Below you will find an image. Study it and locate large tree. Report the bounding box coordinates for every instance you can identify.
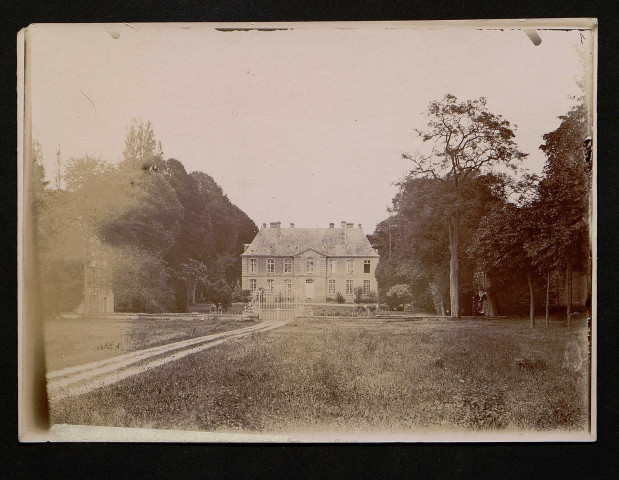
[157,161,257,310]
[471,201,540,327]
[35,118,258,314]
[376,173,508,315]
[402,94,526,317]
[535,101,591,326]
[121,118,164,170]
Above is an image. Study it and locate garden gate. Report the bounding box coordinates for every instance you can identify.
[256,289,298,321]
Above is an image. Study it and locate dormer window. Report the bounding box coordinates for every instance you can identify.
[295,245,300,253]
[347,244,352,252]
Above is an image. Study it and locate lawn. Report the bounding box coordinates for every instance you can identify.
[49,316,591,434]
[44,314,257,371]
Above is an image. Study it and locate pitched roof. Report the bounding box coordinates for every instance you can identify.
[242,227,379,257]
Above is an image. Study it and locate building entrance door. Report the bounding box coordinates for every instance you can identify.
[305,279,314,299]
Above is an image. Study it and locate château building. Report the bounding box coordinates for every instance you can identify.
[241,221,379,303]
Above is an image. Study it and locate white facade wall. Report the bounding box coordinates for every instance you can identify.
[241,254,378,303]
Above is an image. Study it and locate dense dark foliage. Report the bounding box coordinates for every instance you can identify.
[401,95,526,317]
[374,98,592,322]
[33,119,257,314]
[374,173,507,315]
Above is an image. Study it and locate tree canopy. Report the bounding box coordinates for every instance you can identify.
[378,95,591,325]
[375,173,507,315]
[400,94,526,317]
[33,118,258,315]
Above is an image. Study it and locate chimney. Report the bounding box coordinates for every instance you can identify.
[270,222,278,228]
[341,220,346,228]
[329,223,334,228]
[262,223,266,229]
[290,223,295,228]
[243,243,250,252]
[358,224,362,229]
[346,223,354,229]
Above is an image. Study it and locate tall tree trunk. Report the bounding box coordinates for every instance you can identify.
[527,268,535,328]
[448,214,460,318]
[566,264,572,327]
[545,271,550,328]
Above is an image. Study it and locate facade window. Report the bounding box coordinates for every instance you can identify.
[306,257,314,274]
[249,258,257,274]
[364,279,371,294]
[346,259,354,274]
[267,258,274,274]
[328,259,336,274]
[364,259,371,274]
[284,258,292,273]
[250,278,257,293]
[328,279,336,295]
[284,279,292,293]
[267,279,274,293]
[346,280,354,295]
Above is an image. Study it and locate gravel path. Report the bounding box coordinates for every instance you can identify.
[47,320,286,401]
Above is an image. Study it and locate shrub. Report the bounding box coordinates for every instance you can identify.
[386,284,413,310]
[205,279,233,310]
[231,282,251,302]
[231,281,242,302]
[353,287,364,304]
[368,304,377,313]
[335,292,345,304]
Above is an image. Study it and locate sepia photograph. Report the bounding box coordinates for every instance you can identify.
[18,20,596,442]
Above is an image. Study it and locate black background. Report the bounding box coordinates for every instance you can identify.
[1,2,617,478]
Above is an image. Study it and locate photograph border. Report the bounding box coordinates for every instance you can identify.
[3,0,617,477]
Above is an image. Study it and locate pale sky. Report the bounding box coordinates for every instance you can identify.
[27,22,593,233]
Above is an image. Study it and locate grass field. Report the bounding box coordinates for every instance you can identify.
[44,314,257,371]
[49,316,590,434]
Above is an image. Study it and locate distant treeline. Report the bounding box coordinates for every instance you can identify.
[32,119,258,314]
[370,97,591,325]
